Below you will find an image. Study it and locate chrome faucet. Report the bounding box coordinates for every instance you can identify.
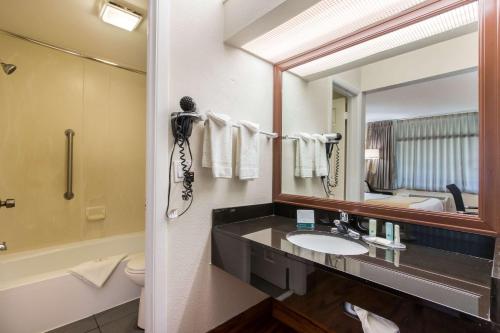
[0,242,6,251]
[333,211,360,240]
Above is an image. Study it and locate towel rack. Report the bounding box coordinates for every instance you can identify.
[282,134,342,143]
[231,123,278,139]
[282,135,300,140]
[175,110,278,139]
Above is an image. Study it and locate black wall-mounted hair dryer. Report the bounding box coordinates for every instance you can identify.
[166,96,203,219]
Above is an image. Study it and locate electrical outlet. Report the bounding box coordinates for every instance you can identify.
[174,160,192,183]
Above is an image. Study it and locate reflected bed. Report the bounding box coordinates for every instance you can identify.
[364,193,444,212]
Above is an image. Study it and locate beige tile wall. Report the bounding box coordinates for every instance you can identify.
[0,34,146,253]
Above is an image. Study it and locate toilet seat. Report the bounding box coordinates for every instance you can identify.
[126,255,145,275]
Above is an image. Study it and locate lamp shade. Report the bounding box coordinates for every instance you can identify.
[365,149,380,160]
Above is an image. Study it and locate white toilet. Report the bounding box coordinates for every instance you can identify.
[125,253,145,329]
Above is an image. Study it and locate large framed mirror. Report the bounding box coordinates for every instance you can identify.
[273,0,500,235]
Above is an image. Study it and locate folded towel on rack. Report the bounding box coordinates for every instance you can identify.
[354,306,399,333]
[69,253,127,288]
[235,120,260,180]
[295,133,314,178]
[312,134,328,177]
[202,111,233,178]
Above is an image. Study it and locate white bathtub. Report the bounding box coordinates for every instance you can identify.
[0,232,144,333]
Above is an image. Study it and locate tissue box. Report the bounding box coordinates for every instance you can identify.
[297,210,315,230]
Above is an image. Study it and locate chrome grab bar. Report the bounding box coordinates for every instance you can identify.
[64,129,75,200]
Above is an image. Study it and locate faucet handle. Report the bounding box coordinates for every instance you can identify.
[339,211,349,223]
[0,242,7,251]
[347,229,360,240]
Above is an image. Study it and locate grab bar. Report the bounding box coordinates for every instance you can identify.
[64,129,75,200]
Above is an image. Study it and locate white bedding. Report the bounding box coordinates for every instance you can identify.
[364,193,444,212]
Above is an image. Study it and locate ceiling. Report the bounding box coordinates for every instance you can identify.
[290,2,478,80]
[0,0,147,72]
[365,70,478,122]
[241,0,427,63]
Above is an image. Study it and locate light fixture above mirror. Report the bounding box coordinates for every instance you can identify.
[242,0,428,63]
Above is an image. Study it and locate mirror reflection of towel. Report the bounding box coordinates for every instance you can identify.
[354,306,399,333]
[312,134,328,177]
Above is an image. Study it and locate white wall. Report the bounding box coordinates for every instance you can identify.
[281,71,331,197]
[360,32,477,92]
[165,1,275,332]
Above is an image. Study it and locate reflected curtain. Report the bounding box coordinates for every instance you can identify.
[365,121,396,189]
[395,112,479,194]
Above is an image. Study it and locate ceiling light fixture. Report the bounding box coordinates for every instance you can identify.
[291,1,478,79]
[243,0,428,63]
[100,2,143,32]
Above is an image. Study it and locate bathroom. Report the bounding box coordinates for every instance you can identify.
[2,0,500,332]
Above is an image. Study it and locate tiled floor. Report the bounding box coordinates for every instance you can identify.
[46,299,143,333]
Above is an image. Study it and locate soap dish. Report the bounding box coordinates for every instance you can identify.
[362,235,407,250]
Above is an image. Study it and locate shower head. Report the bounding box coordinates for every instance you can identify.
[1,63,16,75]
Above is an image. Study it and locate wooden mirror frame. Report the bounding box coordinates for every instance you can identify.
[273,0,500,236]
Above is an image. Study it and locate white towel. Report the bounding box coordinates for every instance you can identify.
[235,120,260,180]
[202,111,233,178]
[354,306,399,333]
[294,133,314,178]
[312,134,328,177]
[69,253,127,288]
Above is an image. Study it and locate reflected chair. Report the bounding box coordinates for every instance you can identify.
[446,184,478,215]
[364,180,393,195]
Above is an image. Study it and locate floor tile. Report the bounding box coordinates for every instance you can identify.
[46,316,98,333]
[99,313,143,333]
[94,299,140,327]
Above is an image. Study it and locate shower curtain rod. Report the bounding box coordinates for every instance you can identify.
[0,29,146,75]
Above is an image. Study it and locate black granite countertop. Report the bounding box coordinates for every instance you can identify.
[214,215,493,320]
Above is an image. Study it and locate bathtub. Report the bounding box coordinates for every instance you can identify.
[0,232,144,333]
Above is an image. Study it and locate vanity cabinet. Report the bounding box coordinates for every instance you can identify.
[212,212,496,333]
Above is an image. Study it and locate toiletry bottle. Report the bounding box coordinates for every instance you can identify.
[369,218,377,237]
[394,224,401,244]
[385,222,394,242]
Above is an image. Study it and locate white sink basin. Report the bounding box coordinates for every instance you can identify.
[286,231,368,255]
